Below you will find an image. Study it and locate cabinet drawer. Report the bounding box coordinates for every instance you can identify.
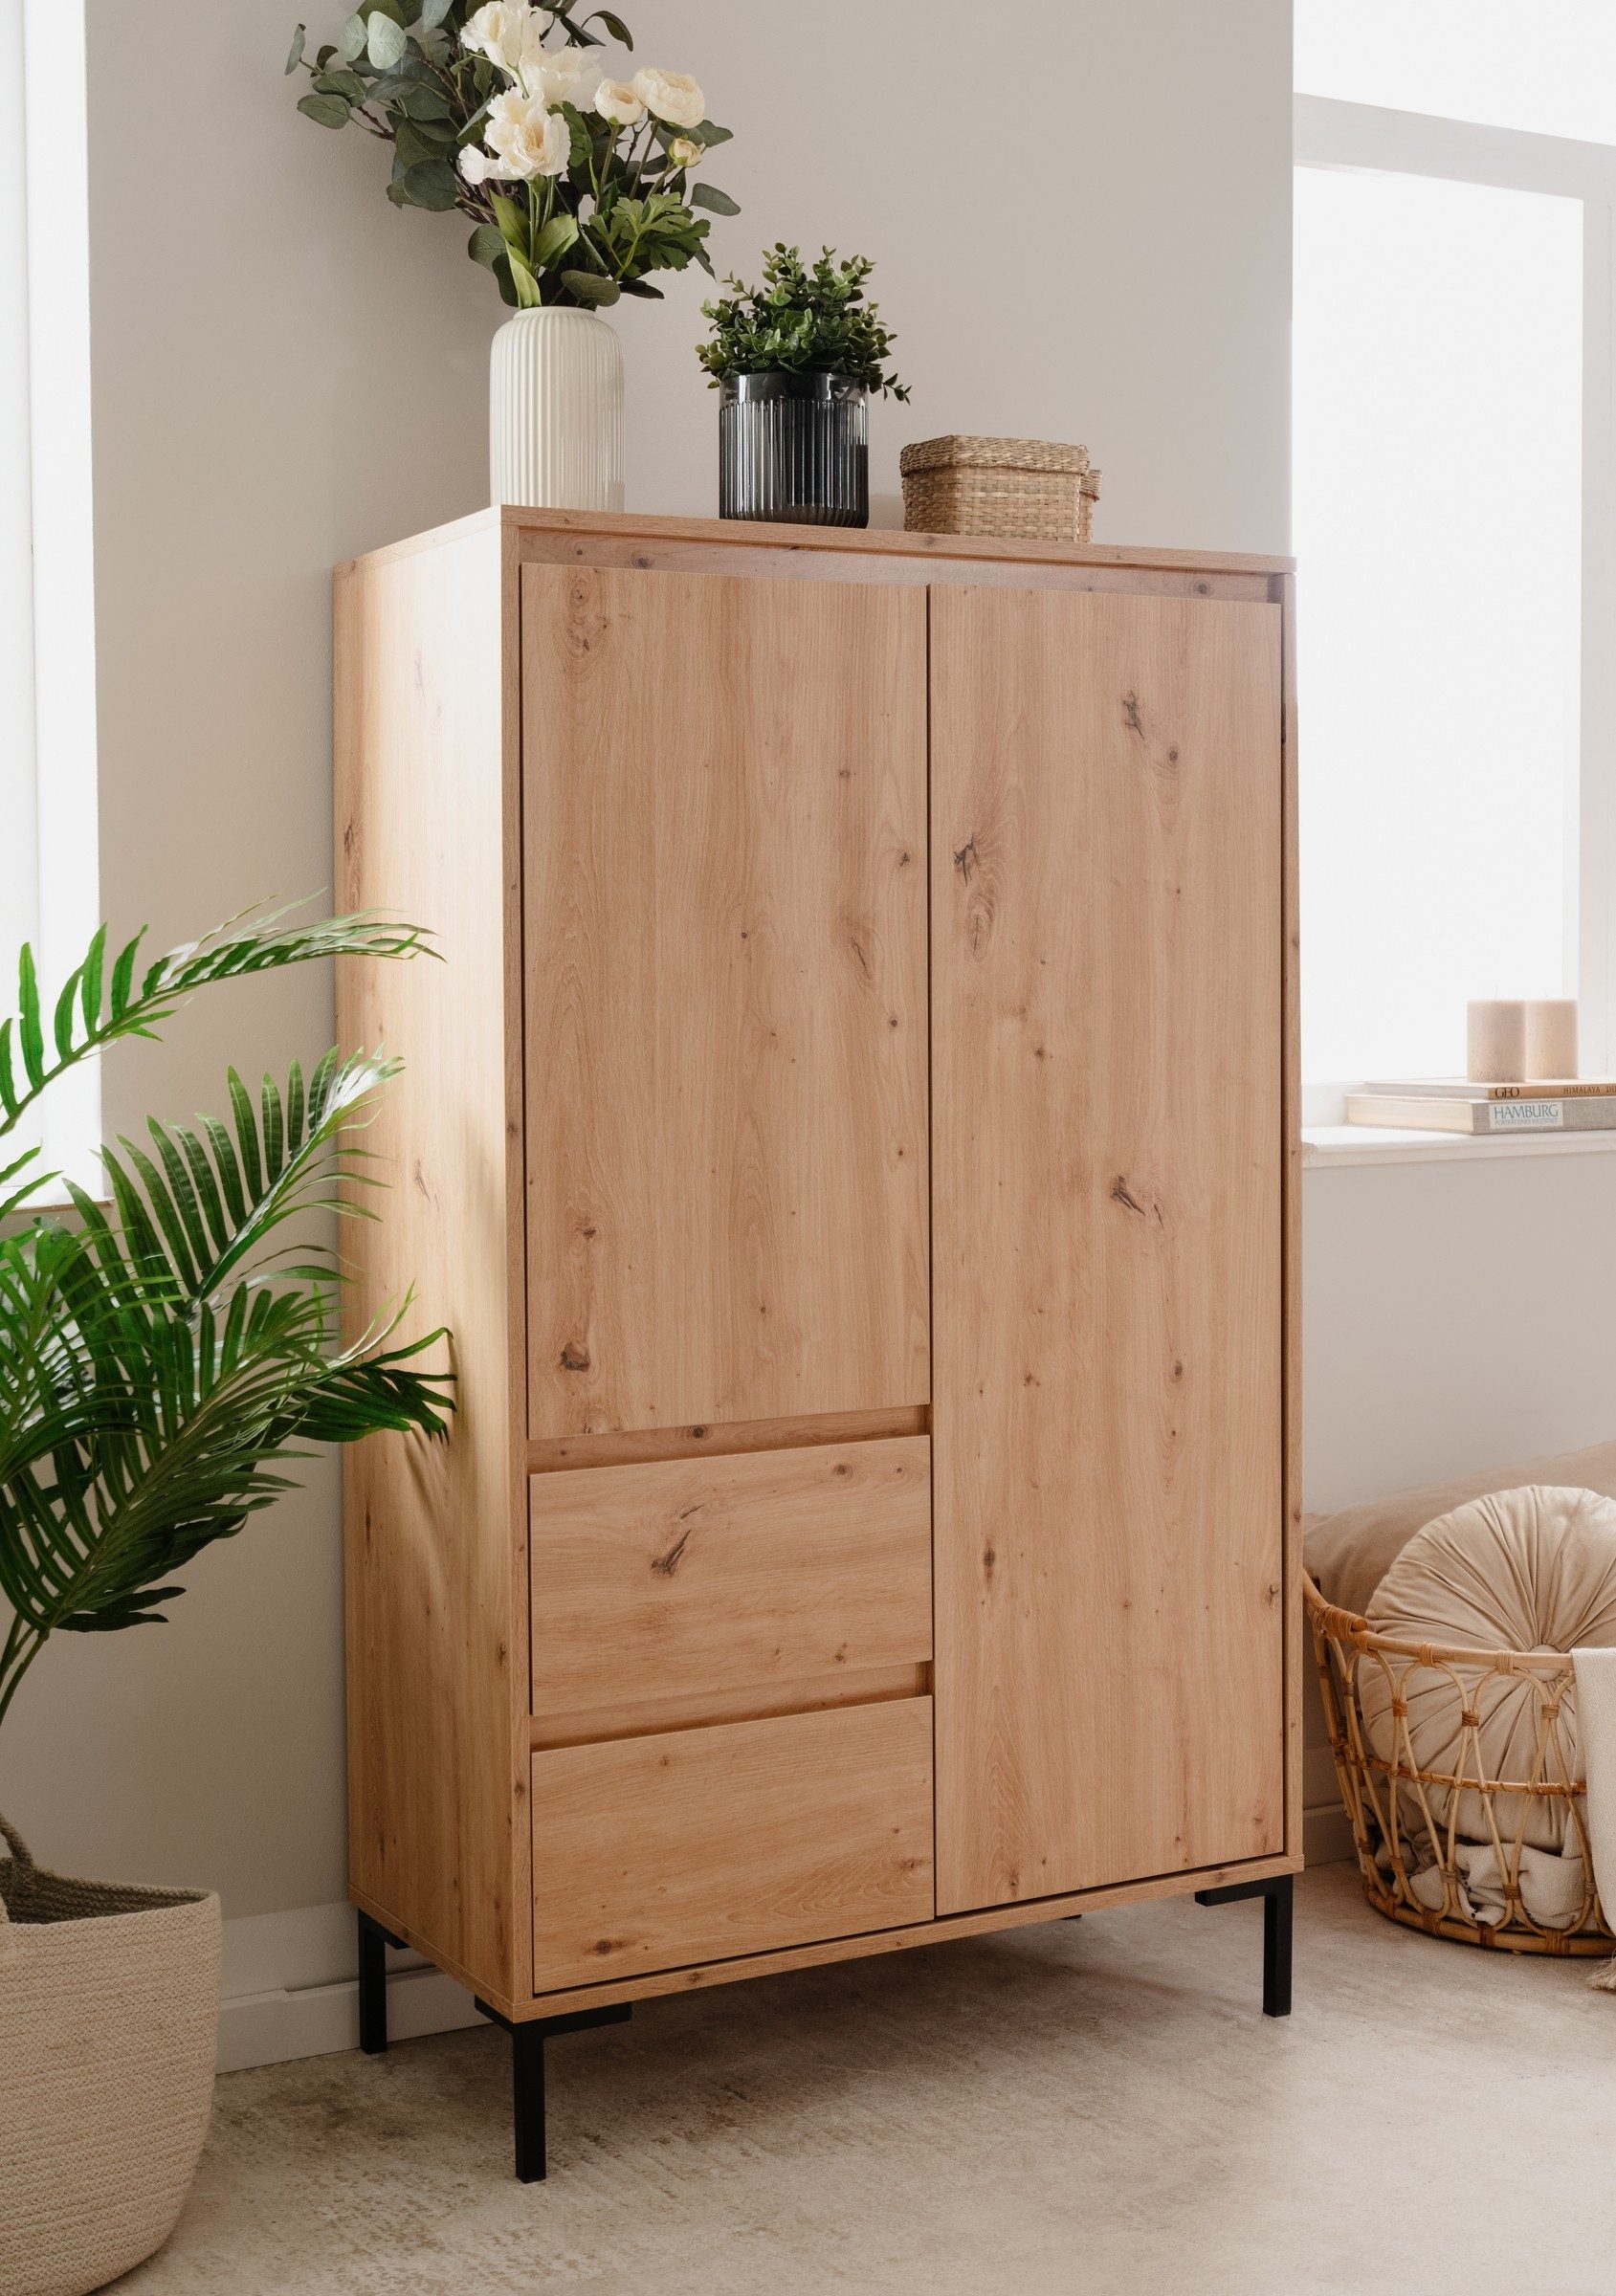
[529,1436,931,1735]
[531,1698,935,1990]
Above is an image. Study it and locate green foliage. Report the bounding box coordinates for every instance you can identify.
[697,247,910,399]
[0,909,452,1732]
[286,2,737,311]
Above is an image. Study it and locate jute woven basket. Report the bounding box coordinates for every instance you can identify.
[0,1814,221,2296]
[1305,1574,1615,1955]
[899,434,1101,543]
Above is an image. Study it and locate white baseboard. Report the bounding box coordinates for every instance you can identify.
[217,1902,482,2075]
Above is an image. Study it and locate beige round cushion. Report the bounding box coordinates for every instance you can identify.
[1361,1485,1616,1850]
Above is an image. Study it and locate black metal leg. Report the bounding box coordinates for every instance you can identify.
[357,1911,389,2056]
[476,1998,631,2182]
[1262,1873,1294,2018]
[1194,1872,1295,2018]
[512,2022,547,2183]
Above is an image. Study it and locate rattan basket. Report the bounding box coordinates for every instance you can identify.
[1305,1573,1615,1954]
[899,434,1100,543]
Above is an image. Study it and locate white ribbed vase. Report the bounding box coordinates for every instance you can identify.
[490,308,624,511]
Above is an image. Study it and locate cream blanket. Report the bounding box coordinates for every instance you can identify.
[1571,1645,1616,1990]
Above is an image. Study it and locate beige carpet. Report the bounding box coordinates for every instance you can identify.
[117,1866,1613,2296]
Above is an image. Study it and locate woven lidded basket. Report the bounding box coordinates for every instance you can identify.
[899,434,1101,543]
[0,1814,221,2296]
[1305,1576,1615,1955]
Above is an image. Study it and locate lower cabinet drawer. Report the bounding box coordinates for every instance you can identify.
[531,1697,935,1991]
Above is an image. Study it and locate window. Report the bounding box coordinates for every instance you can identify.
[1294,9,1616,1111]
[2,0,99,1194]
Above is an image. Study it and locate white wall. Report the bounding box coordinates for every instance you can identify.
[9,0,1304,2062]
[1304,1154,1616,1512]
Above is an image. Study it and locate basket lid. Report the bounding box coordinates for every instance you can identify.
[899,433,1092,477]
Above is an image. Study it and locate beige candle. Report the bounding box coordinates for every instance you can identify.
[1525,998,1578,1081]
[1468,999,1527,1083]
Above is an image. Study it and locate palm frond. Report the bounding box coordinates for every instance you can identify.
[0,909,452,1733]
[0,1278,450,1681]
[72,1049,398,1314]
[0,906,434,1143]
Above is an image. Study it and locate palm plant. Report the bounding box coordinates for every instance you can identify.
[0,908,453,1730]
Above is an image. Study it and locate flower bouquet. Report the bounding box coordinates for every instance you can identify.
[287,1,742,506]
[287,1,740,310]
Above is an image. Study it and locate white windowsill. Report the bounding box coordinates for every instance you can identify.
[1304,1123,1616,1169]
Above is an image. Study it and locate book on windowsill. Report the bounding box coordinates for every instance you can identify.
[1346,1091,1616,1136]
[1361,1075,1616,1101]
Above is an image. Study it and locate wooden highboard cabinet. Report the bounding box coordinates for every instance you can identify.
[334,507,1299,2180]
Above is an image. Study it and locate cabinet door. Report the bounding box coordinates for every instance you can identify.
[522,563,929,1437]
[930,585,1286,1914]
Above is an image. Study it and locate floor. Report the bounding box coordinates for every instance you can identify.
[121,1864,1614,2296]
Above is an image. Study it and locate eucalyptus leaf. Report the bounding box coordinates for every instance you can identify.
[690,182,740,217]
[284,23,306,74]
[386,179,410,205]
[298,90,351,127]
[312,67,366,99]
[397,82,453,119]
[467,223,506,270]
[691,120,733,147]
[561,269,621,306]
[392,117,442,169]
[416,0,454,22]
[338,11,367,60]
[366,11,408,67]
[402,157,460,210]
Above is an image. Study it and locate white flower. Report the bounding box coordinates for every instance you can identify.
[593,76,646,126]
[460,3,535,77]
[631,67,705,128]
[522,41,605,108]
[667,135,703,168]
[463,88,573,182]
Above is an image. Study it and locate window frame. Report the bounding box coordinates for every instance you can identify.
[2,0,100,1201]
[1295,93,1616,1119]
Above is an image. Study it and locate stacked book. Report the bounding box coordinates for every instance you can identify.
[1347,1079,1616,1136]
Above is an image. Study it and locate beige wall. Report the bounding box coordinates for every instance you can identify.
[10,0,1295,1963]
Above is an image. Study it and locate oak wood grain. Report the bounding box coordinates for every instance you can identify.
[530,1700,935,1990]
[530,1663,927,1751]
[334,519,526,2003]
[345,503,1293,583]
[529,1437,931,1726]
[521,562,930,1436]
[527,1404,927,1475]
[517,526,1277,602]
[930,584,1288,1915]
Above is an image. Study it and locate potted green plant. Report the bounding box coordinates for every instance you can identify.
[286,1,741,512]
[0,908,450,2296]
[697,245,910,529]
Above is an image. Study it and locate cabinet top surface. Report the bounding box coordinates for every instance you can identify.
[340,504,1294,583]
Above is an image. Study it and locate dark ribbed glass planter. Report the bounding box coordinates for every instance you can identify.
[719,372,869,527]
